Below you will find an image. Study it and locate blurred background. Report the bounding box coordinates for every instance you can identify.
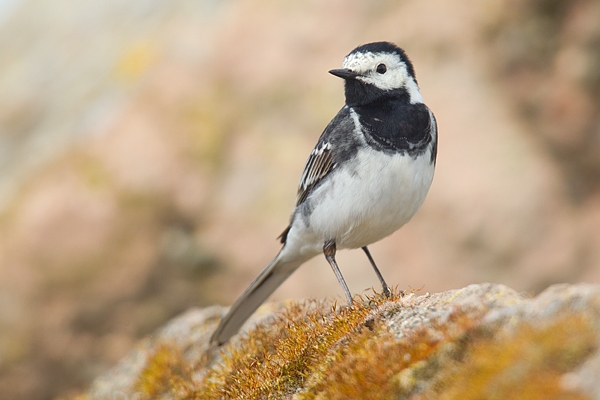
[1,0,600,398]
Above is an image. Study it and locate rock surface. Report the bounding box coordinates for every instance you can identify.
[78,283,600,399]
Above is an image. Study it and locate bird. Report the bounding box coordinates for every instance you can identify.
[210,41,437,346]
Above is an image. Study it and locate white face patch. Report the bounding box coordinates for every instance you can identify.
[342,51,424,104]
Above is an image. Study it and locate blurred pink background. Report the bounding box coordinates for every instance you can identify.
[1,0,599,398]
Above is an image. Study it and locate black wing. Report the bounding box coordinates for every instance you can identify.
[293,106,358,207]
[428,108,438,165]
[278,107,357,243]
[278,141,335,244]
[295,141,335,206]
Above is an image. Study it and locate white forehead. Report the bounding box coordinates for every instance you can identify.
[341,50,423,103]
[342,51,405,74]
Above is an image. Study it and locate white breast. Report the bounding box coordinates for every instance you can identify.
[307,146,435,250]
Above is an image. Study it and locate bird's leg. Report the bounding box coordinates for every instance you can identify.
[323,240,353,304]
[361,246,391,298]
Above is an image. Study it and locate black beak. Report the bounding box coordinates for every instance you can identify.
[328,68,359,80]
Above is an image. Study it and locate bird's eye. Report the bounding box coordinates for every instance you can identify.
[376,64,387,74]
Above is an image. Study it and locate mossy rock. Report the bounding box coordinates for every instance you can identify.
[74,283,600,399]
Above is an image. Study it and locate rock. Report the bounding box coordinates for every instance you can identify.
[78,283,600,399]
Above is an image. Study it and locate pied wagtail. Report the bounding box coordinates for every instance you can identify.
[211,42,437,346]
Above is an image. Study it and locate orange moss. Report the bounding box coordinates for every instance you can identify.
[421,313,596,400]
[131,292,597,400]
[196,290,404,399]
[136,342,195,399]
[298,307,481,399]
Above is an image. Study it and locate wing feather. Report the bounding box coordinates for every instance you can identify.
[279,107,352,244]
[296,142,334,206]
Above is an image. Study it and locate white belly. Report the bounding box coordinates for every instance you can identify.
[282,146,434,261]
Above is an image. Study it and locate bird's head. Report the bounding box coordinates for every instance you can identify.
[329,42,423,107]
